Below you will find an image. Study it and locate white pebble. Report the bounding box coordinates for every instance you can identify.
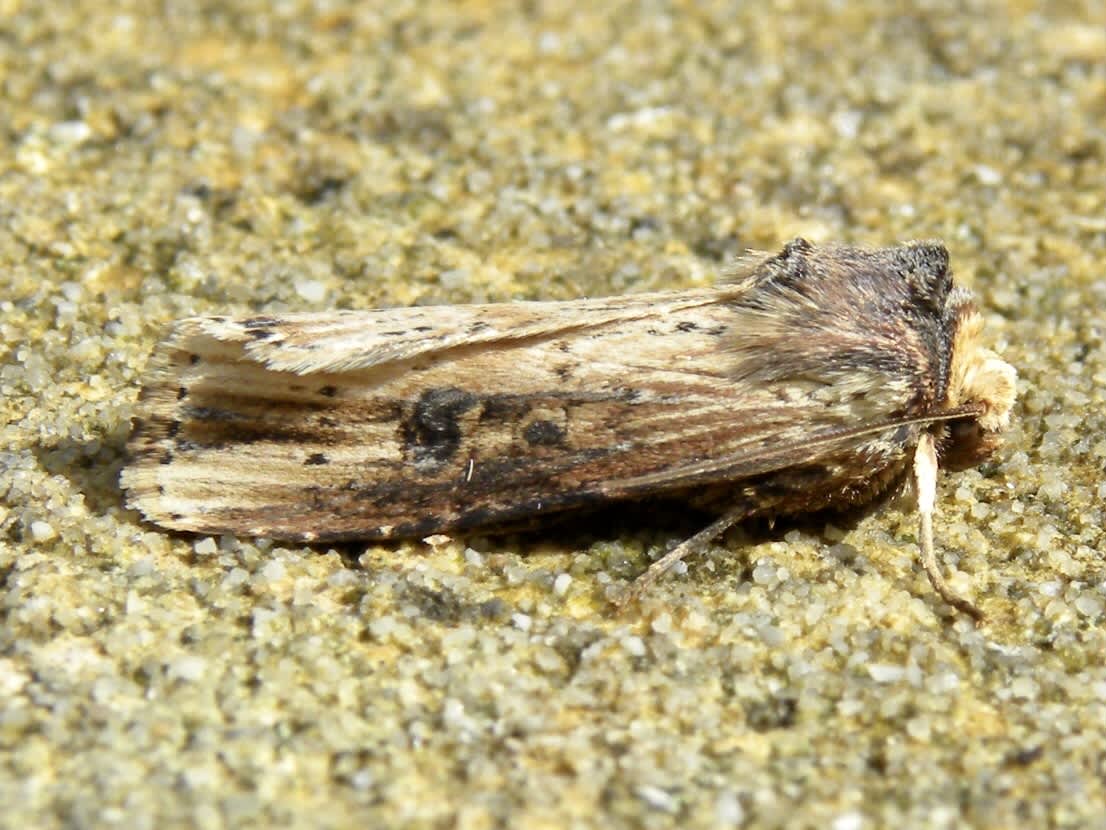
[974,164,1003,186]
[442,698,467,728]
[168,655,207,682]
[553,573,572,597]
[368,615,398,639]
[905,716,932,742]
[636,785,677,813]
[30,521,57,543]
[831,109,862,139]
[752,561,776,585]
[714,790,745,826]
[50,120,93,144]
[867,663,906,683]
[1009,676,1038,700]
[294,279,328,303]
[193,537,218,556]
[1074,594,1103,618]
[463,547,484,566]
[832,812,864,830]
[438,269,470,290]
[261,560,286,582]
[650,613,673,634]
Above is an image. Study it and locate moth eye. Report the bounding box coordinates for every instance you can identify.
[948,418,982,445]
[940,418,996,471]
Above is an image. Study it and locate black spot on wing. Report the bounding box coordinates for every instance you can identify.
[402,387,479,465]
[305,452,329,465]
[523,419,565,446]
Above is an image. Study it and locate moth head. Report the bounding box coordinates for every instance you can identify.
[939,292,1017,471]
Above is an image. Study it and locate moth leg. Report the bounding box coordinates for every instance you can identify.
[915,433,984,621]
[615,504,751,607]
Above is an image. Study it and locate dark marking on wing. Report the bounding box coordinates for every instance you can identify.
[391,516,445,539]
[182,417,343,447]
[523,419,565,446]
[177,386,189,400]
[243,317,280,329]
[241,317,279,340]
[402,386,479,465]
[183,405,239,422]
[305,452,329,465]
[168,395,348,447]
[318,385,338,397]
[479,395,531,422]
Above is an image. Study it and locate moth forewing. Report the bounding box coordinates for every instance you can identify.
[196,288,744,374]
[122,239,1016,617]
[123,290,850,539]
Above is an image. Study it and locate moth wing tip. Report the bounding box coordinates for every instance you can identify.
[118,461,202,535]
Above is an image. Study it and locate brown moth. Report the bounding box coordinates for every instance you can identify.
[121,239,1016,617]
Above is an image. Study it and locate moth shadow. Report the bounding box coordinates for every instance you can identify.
[431,497,893,588]
[30,418,132,518]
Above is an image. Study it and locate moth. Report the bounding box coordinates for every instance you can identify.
[122,239,1017,617]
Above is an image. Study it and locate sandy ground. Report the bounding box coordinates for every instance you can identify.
[2,2,1105,828]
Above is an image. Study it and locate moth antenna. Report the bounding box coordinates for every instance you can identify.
[915,433,984,620]
[615,505,750,608]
